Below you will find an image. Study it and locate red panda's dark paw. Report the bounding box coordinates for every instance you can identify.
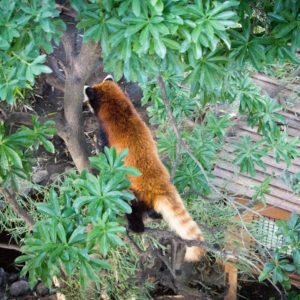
[148,210,162,220]
[127,217,145,233]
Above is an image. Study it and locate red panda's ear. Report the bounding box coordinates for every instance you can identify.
[83,86,101,114]
[103,74,114,82]
[84,86,96,101]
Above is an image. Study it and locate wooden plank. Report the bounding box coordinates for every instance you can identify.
[255,204,291,220]
[221,144,300,170]
[214,167,299,205]
[214,176,300,213]
[285,105,300,115]
[234,199,292,220]
[219,149,300,174]
[237,129,300,153]
[213,173,300,213]
[213,176,255,201]
[217,160,292,192]
[286,119,300,130]
[224,263,237,300]
[280,111,300,122]
[240,125,300,140]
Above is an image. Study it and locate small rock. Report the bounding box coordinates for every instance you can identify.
[32,170,49,183]
[36,282,49,297]
[9,280,29,296]
[0,268,6,286]
[7,273,18,284]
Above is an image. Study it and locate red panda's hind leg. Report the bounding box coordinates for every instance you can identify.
[126,200,149,233]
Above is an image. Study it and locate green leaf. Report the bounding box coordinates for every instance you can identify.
[209,1,239,17]
[282,264,296,272]
[191,26,202,43]
[57,223,67,244]
[162,38,180,50]
[41,138,55,153]
[31,65,52,75]
[154,37,166,58]
[68,226,86,244]
[107,233,124,246]
[113,148,128,167]
[15,255,32,264]
[4,146,23,168]
[288,212,299,228]
[119,166,142,176]
[0,37,10,50]
[84,24,102,42]
[132,0,141,17]
[99,234,108,256]
[275,23,296,38]
[90,258,111,270]
[114,199,132,214]
[73,196,96,210]
[36,203,56,217]
[259,262,275,281]
[125,23,145,37]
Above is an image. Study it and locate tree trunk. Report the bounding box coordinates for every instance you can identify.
[61,41,101,172]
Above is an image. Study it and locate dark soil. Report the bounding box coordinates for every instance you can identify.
[238,279,281,300]
[0,233,19,274]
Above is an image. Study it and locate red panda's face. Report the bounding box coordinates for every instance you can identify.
[83,75,118,113]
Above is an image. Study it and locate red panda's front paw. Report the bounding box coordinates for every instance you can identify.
[127,215,145,233]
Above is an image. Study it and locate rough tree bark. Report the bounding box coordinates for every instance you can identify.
[60,37,101,172]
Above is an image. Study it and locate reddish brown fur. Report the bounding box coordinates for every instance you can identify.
[91,80,205,261]
[93,81,172,208]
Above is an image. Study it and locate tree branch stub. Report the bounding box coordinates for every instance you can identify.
[1,189,34,230]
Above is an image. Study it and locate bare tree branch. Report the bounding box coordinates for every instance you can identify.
[62,30,76,69]
[56,4,77,18]
[44,74,64,91]
[48,56,65,81]
[0,243,21,252]
[75,41,101,77]
[1,189,34,230]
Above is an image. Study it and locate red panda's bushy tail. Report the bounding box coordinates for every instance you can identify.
[153,191,205,262]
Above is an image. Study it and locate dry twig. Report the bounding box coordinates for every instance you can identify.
[1,189,34,230]
[0,243,21,252]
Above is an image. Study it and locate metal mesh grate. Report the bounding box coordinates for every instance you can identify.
[251,216,283,252]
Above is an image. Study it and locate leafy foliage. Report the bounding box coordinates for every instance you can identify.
[73,0,300,98]
[252,176,272,206]
[16,148,140,288]
[230,77,300,176]
[259,212,300,292]
[0,117,56,191]
[281,171,300,195]
[234,136,267,176]
[0,0,65,103]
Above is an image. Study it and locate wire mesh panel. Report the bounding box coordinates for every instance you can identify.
[251,216,284,253]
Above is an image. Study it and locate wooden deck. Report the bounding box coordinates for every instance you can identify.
[212,103,300,213]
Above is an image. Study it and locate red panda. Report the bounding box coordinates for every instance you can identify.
[84,76,205,261]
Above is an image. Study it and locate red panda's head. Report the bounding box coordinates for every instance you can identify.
[83,75,126,114]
